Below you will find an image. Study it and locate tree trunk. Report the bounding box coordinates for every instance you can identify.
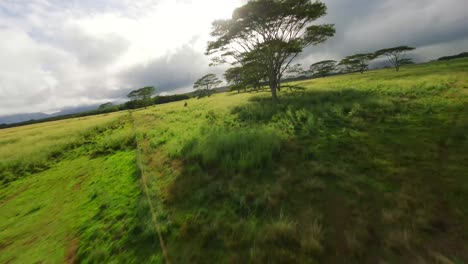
[268,69,280,100]
[270,81,278,101]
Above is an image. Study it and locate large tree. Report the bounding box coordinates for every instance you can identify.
[375,46,415,71]
[309,60,336,77]
[339,53,376,74]
[127,86,156,108]
[193,74,223,98]
[206,0,335,100]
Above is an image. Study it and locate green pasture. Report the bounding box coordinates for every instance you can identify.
[1,58,467,263]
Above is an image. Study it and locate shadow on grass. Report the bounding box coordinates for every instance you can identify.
[163,89,388,262]
[76,165,163,263]
[233,88,378,125]
[164,88,468,262]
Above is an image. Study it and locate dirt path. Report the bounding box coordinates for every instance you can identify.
[130,112,171,264]
[65,238,79,264]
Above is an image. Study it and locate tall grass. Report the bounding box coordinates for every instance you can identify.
[1,58,468,263]
[182,126,281,174]
[0,113,129,184]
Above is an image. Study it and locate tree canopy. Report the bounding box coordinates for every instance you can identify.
[224,67,245,93]
[127,86,156,108]
[309,60,336,77]
[193,74,222,98]
[225,59,267,93]
[339,53,376,74]
[127,86,156,101]
[284,64,305,79]
[375,46,415,71]
[98,102,114,109]
[207,0,335,99]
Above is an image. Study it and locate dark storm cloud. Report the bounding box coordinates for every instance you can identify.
[120,45,225,94]
[298,0,468,64]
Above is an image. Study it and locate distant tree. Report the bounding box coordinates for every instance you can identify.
[224,67,244,93]
[153,94,191,105]
[375,46,415,71]
[127,86,156,108]
[241,56,268,92]
[338,58,358,74]
[437,52,468,61]
[224,59,267,94]
[206,0,335,100]
[193,74,222,98]
[309,60,337,77]
[98,102,114,109]
[339,53,376,74]
[285,64,305,79]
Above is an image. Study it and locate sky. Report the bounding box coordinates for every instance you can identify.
[0,0,467,116]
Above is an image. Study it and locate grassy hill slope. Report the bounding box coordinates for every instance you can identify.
[1,58,467,263]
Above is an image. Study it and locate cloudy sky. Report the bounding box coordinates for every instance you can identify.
[0,0,467,116]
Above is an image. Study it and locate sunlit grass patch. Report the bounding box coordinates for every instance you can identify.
[0,112,126,184]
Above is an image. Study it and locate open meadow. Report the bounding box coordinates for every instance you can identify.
[1,58,468,263]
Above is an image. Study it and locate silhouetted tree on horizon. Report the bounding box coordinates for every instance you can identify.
[309,60,337,77]
[127,86,156,108]
[193,74,222,98]
[339,53,376,74]
[375,46,415,71]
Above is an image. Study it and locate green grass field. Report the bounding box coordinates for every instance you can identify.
[1,58,468,263]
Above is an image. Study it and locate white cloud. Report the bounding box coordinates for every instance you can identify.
[0,0,467,116]
[0,0,242,115]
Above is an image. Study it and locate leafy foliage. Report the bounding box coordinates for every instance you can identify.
[127,86,156,107]
[127,86,156,101]
[98,102,115,109]
[193,74,222,98]
[309,60,337,77]
[284,63,306,79]
[207,0,335,99]
[339,53,376,73]
[224,60,267,93]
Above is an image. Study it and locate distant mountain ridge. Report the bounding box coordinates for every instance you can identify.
[0,105,100,125]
